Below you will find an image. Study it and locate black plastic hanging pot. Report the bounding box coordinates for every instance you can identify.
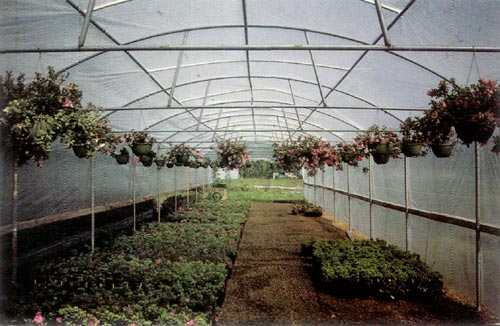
[132,143,152,156]
[372,153,390,164]
[402,143,423,157]
[431,143,454,158]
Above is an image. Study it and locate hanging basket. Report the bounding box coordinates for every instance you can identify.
[131,143,152,156]
[402,143,423,157]
[454,123,495,145]
[431,144,454,158]
[72,144,91,158]
[372,143,389,155]
[166,163,174,168]
[372,153,390,164]
[175,154,190,166]
[115,154,130,165]
[140,155,153,166]
[155,159,166,167]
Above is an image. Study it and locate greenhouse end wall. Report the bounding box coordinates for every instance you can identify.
[303,142,500,316]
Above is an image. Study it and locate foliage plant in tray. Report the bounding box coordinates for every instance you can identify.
[308,239,443,301]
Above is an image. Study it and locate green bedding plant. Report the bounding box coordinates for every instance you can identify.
[7,199,250,325]
[111,222,240,264]
[307,239,443,301]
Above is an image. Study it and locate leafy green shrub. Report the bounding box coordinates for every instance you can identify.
[309,239,443,301]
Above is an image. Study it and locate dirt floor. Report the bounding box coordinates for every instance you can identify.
[216,202,499,326]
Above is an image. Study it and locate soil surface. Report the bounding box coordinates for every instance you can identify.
[216,202,498,326]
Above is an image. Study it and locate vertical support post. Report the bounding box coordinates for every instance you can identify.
[132,157,137,232]
[313,173,317,204]
[11,159,19,285]
[174,166,178,212]
[404,156,409,251]
[157,167,161,223]
[91,157,95,252]
[347,164,352,231]
[475,142,482,312]
[195,168,198,203]
[186,167,190,206]
[369,158,374,240]
[332,166,336,223]
[321,170,325,209]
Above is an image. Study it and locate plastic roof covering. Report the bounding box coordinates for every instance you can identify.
[2,0,500,158]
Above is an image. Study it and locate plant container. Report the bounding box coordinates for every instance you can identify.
[115,154,130,165]
[372,153,390,164]
[72,144,91,158]
[132,143,152,156]
[431,144,454,158]
[454,123,495,145]
[402,143,423,157]
[140,155,153,166]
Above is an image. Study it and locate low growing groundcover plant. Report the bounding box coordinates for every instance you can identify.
[304,239,444,301]
[5,199,250,326]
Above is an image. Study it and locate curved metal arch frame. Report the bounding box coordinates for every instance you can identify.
[143,97,362,138]
[157,113,345,144]
[54,0,455,143]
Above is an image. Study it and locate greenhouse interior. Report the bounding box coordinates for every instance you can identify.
[1,1,499,325]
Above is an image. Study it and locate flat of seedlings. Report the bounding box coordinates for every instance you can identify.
[216,202,498,326]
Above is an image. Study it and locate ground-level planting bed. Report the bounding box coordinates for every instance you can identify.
[218,202,498,325]
[4,199,249,326]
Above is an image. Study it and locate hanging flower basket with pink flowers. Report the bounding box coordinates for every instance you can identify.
[427,78,500,146]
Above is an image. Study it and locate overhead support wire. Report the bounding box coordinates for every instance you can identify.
[78,0,96,47]
[374,0,392,47]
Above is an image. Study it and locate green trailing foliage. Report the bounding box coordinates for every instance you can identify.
[305,239,444,301]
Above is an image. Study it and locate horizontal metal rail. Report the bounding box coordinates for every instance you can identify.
[304,181,500,237]
[102,105,427,112]
[3,45,500,54]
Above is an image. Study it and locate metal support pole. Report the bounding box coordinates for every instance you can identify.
[404,156,409,251]
[186,167,190,206]
[313,174,317,204]
[475,142,482,312]
[78,0,96,47]
[157,167,161,222]
[322,170,325,209]
[195,168,198,203]
[347,164,352,231]
[174,166,178,212]
[133,157,137,232]
[369,158,374,240]
[374,0,392,47]
[11,160,19,285]
[91,157,95,252]
[332,166,336,222]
